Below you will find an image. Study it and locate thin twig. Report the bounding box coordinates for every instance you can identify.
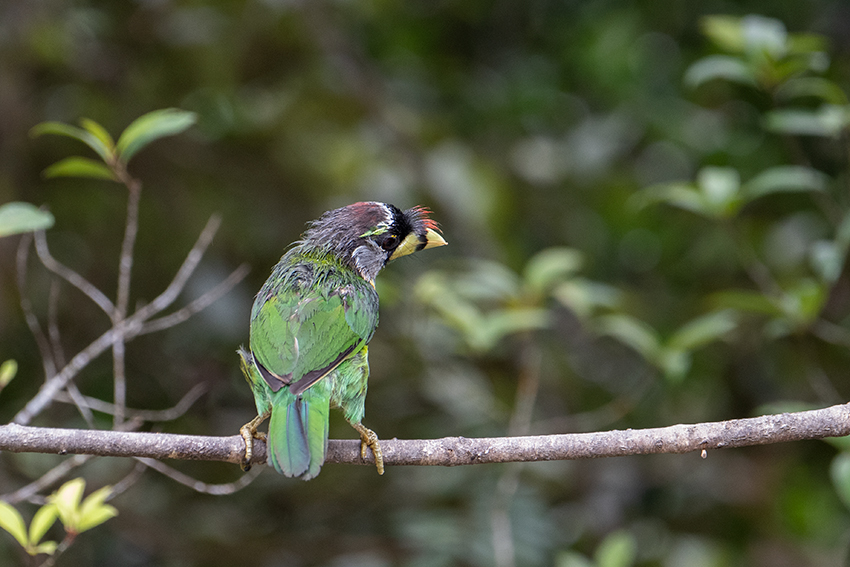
[52,382,209,422]
[33,231,114,316]
[16,234,57,381]
[2,455,92,505]
[131,214,222,322]
[13,214,229,426]
[135,458,262,495]
[138,263,250,335]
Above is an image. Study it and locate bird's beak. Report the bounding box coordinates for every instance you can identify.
[389,228,447,261]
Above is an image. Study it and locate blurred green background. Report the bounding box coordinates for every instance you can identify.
[3,0,850,565]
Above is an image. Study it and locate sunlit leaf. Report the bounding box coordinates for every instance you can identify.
[0,501,28,548]
[28,504,57,548]
[684,55,757,88]
[77,504,117,533]
[49,478,85,531]
[667,309,738,351]
[30,121,112,163]
[33,541,58,556]
[471,308,549,351]
[0,359,17,388]
[594,529,638,567]
[0,202,54,238]
[77,485,117,533]
[43,157,116,181]
[523,247,584,295]
[116,108,197,161]
[742,165,828,201]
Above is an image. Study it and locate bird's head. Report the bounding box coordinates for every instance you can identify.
[303,201,447,282]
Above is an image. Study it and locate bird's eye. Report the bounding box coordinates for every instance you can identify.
[380,234,399,251]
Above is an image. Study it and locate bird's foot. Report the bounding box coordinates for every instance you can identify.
[239,412,270,472]
[352,423,384,475]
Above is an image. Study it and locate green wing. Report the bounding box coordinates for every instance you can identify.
[249,260,379,392]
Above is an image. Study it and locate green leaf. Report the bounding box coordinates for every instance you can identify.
[830,453,850,511]
[0,501,29,548]
[30,121,112,163]
[658,348,691,383]
[667,309,738,351]
[765,106,850,137]
[594,314,661,361]
[116,108,197,162]
[810,240,844,284]
[710,290,783,316]
[28,504,57,547]
[555,551,594,567]
[700,15,747,53]
[80,118,116,156]
[43,157,116,181]
[594,529,638,567]
[779,278,826,326]
[632,183,706,216]
[742,165,828,201]
[523,247,584,295]
[684,55,757,89]
[739,15,787,58]
[77,485,117,533]
[775,77,848,105]
[553,278,622,320]
[0,202,55,238]
[697,166,741,216]
[471,308,549,351]
[0,360,17,388]
[76,504,118,533]
[33,541,58,556]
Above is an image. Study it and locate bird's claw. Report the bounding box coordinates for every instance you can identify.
[239,412,270,472]
[353,423,384,475]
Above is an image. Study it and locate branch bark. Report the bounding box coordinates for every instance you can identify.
[1,403,848,470]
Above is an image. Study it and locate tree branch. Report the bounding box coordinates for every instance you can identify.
[1,403,848,471]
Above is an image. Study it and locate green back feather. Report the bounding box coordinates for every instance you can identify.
[249,249,379,478]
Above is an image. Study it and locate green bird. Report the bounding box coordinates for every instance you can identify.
[239,202,447,479]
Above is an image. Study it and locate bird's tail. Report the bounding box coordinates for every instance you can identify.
[267,382,331,480]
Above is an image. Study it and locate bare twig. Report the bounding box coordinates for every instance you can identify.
[135,458,262,495]
[13,214,231,426]
[1,403,848,469]
[33,231,114,316]
[138,263,250,335]
[132,214,222,322]
[2,454,92,505]
[16,234,57,381]
[52,382,209,422]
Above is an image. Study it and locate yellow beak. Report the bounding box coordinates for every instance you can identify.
[389,228,447,261]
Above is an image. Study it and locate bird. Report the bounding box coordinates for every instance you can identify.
[238,202,447,479]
